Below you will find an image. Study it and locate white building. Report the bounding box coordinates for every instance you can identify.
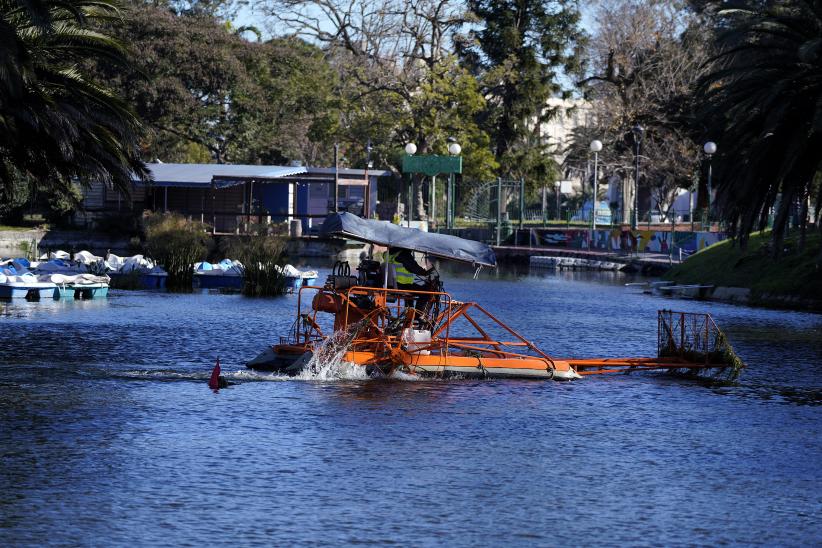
[539,97,597,200]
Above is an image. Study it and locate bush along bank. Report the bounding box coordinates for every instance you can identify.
[663,230,822,311]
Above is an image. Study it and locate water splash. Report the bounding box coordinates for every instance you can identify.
[296,325,370,381]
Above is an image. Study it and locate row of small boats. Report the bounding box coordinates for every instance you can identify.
[0,263,109,300]
[1,250,318,298]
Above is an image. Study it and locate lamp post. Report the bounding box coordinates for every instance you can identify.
[404,143,417,227]
[554,180,561,221]
[590,140,602,248]
[364,139,372,218]
[703,141,716,223]
[447,139,461,229]
[631,124,643,230]
[333,143,340,213]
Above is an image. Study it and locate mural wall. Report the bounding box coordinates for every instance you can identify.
[519,228,727,254]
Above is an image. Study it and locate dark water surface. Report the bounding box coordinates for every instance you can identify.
[1,268,820,546]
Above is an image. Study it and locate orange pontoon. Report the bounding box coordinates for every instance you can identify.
[246,214,743,381]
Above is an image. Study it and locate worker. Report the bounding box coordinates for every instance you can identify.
[383,248,431,290]
[382,248,437,320]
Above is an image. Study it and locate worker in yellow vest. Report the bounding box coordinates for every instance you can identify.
[382,248,436,319]
[383,248,432,290]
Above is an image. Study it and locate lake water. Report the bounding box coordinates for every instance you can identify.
[1,267,820,546]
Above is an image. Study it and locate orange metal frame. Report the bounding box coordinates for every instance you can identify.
[288,286,733,378]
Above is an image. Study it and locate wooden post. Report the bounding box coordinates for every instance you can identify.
[211,183,216,234]
[333,143,339,213]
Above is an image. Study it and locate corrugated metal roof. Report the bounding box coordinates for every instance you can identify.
[136,163,308,188]
[306,166,393,177]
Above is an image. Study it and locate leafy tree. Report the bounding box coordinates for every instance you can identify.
[0,0,147,207]
[262,0,497,219]
[97,3,337,165]
[694,0,822,259]
[569,0,709,222]
[459,0,585,192]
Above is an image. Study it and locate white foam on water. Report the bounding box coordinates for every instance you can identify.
[296,359,371,381]
[222,369,289,382]
[118,369,209,381]
[295,326,371,381]
[390,369,424,381]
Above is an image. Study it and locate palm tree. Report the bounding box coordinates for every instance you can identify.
[0,0,147,207]
[695,0,822,256]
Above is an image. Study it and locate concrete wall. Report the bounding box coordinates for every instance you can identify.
[0,229,132,258]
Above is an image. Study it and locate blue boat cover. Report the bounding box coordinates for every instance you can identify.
[320,212,496,267]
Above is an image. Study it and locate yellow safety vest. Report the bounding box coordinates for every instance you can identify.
[383,251,415,285]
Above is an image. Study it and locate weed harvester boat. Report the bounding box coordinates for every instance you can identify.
[247,213,743,381]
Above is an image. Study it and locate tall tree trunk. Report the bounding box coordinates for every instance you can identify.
[771,189,795,260]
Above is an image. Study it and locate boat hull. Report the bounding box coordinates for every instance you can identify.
[195,274,243,289]
[246,345,313,374]
[343,350,580,380]
[54,285,76,299]
[0,283,57,300]
[246,344,580,380]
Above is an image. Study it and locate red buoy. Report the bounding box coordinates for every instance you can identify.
[208,358,222,390]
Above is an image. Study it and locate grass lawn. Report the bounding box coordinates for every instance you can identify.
[664,230,822,300]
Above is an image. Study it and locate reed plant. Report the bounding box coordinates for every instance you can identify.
[144,213,212,291]
[225,225,287,297]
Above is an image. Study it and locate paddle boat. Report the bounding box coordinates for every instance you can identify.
[194,259,244,289]
[45,273,110,299]
[279,264,319,292]
[106,254,168,289]
[0,271,57,299]
[247,213,743,381]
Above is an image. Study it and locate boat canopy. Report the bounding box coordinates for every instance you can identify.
[321,212,496,267]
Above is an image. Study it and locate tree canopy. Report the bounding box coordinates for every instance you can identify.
[569,0,710,220]
[0,0,147,205]
[459,0,585,195]
[694,0,822,256]
[96,2,338,165]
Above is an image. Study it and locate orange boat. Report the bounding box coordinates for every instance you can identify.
[247,213,743,381]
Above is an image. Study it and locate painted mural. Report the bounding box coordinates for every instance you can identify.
[519,228,727,254]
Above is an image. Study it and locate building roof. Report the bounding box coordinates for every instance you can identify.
[135,163,393,188]
[305,167,393,178]
[137,163,308,188]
